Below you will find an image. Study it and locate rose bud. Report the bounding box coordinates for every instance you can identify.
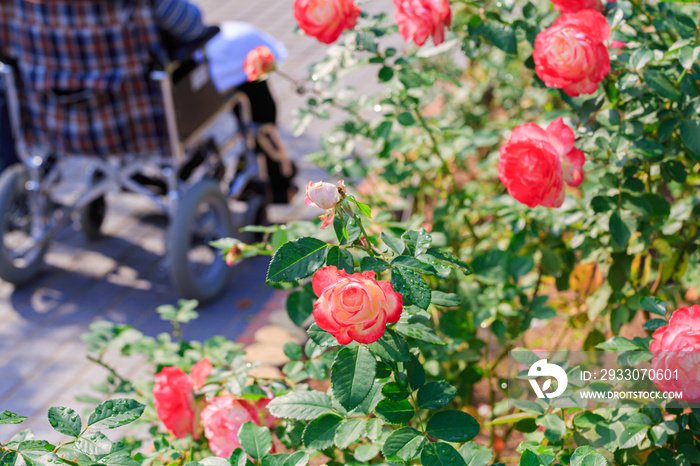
[243,46,276,82]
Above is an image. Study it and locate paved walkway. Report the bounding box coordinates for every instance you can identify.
[0,0,370,442]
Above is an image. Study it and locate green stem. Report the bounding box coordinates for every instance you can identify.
[353,214,377,257]
[413,109,459,195]
[86,355,142,397]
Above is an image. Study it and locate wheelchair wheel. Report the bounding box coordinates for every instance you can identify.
[168,179,234,302]
[0,164,49,285]
[78,171,106,240]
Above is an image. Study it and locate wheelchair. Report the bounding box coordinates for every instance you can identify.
[0,26,269,302]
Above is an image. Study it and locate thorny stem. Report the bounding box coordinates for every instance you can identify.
[87,355,143,397]
[353,214,378,257]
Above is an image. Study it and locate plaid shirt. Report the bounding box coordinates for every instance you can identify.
[0,0,170,156]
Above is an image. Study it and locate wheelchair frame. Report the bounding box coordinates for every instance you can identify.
[0,35,266,301]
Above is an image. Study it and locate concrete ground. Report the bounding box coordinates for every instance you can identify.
[0,0,378,442]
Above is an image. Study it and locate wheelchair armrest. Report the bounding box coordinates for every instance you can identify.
[163,26,220,64]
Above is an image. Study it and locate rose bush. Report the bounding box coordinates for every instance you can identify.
[5,0,699,465]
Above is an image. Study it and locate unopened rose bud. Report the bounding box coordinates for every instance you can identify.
[225,244,244,266]
[305,181,342,210]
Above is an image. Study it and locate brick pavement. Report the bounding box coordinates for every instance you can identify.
[0,0,383,442]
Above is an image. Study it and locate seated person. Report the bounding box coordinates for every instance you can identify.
[154,0,296,204]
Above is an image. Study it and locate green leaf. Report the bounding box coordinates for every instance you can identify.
[260,454,289,466]
[596,336,640,351]
[267,391,336,420]
[381,232,405,255]
[326,246,354,274]
[282,452,309,466]
[401,229,432,256]
[630,48,654,70]
[609,211,631,248]
[283,342,302,361]
[392,267,431,310]
[302,414,343,450]
[365,418,383,441]
[20,452,67,466]
[398,112,416,126]
[421,443,467,466]
[331,345,377,412]
[417,381,457,410]
[87,399,145,429]
[0,411,26,425]
[391,256,437,275]
[307,324,338,347]
[459,442,494,466]
[228,449,250,466]
[382,427,426,462]
[570,446,608,466]
[537,414,566,443]
[47,407,81,437]
[394,323,446,345]
[347,196,371,218]
[76,431,112,456]
[425,248,473,274]
[643,70,682,102]
[641,296,667,316]
[618,425,648,450]
[354,445,380,462]
[266,237,329,283]
[334,419,367,450]
[519,450,540,466]
[238,422,272,460]
[368,328,411,362]
[426,411,480,442]
[360,256,391,273]
[375,399,414,424]
[378,66,394,83]
[15,442,54,453]
[484,21,517,54]
[431,291,461,307]
[680,120,700,159]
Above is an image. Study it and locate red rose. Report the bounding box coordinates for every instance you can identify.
[393,0,452,47]
[650,305,700,403]
[243,46,275,82]
[533,10,611,96]
[498,117,585,208]
[153,367,197,439]
[293,0,360,44]
[190,358,213,389]
[312,266,403,345]
[551,0,603,13]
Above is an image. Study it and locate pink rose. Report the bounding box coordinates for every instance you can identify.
[201,396,261,458]
[153,367,197,439]
[609,40,627,49]
[294,0,361,44]
[312,266,403,345]
[244,46,275,82]
[305,180,344,229]
[153,359,213,439]
[393,0,452,47]
[533,10,611,96]
[498,117,585,208]
[551,0,603,13]
[650,305,700,403]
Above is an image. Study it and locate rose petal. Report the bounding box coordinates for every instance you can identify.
[312,266,345,296]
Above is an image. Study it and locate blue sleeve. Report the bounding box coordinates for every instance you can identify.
[153,0,207,42]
